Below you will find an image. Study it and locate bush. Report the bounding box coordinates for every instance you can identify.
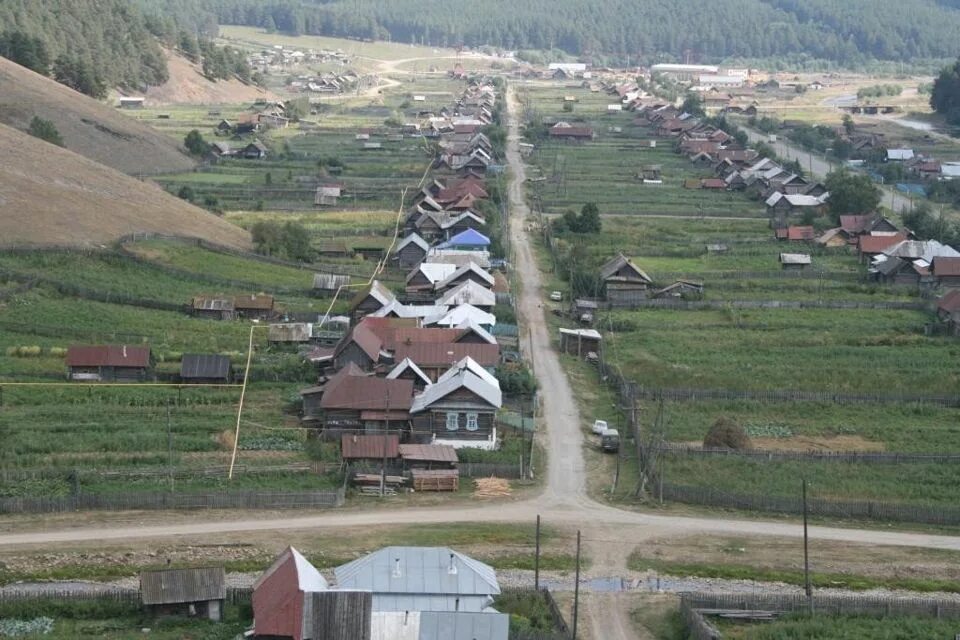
[27,116,64,146]
[703,417,752,450]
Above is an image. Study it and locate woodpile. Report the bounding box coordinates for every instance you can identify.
[411,469,459,492]
[473,477,511,498]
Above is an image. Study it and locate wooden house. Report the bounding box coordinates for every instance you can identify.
[386,358,433,391]
[600,253,653,305]
[234,294,275,321]
[434,263,495,292]
[394,233,430,269]
[548,123,595,142]
[405,263,457,292]
[241,140,268,159]
[932,257,960,289]
[140,567,225,621]
[300,364,413,435]
[392,342,500,382]
[436,280,496,311]
[190,296,235,320]
[333,322,387,371]
[652,280,704,299]
[409,357,502,449]
[348,280,395,322]
[180,354,232,384]
[398,444,458,470]
[66,345,152,382]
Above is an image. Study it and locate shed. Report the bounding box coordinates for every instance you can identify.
[191,296,235,320]
[234,294,275,320]
[341,434,400,463]
[180,354,232,384]
[559,328,602,358]
[314,273,351,293]
[315,185,343,206]
[253,547,330,640]
[269,323,313,343]
[600,253,652,305]
[140,567,225,621]
[779,253,811,270]
[66,345,152,382]
[399,444,459,469]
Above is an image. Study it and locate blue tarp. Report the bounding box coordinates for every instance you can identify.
[895,183,927,195]
[437,228,491,248]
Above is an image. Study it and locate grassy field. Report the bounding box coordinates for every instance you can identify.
[520,83,765,217]
[715,613,960,639]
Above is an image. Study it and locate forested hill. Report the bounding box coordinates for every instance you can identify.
[0,0,167,95]
[144,0,960,66]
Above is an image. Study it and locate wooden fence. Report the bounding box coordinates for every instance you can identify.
[660,482,960,526]
[636,385,960,407]
[662,444,960,465]
[655,269,864,283]
[620,298,927,311]
[679,591,960,639]
[0,488,344,515]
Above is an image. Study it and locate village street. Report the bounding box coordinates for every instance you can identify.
[2,84,960,638]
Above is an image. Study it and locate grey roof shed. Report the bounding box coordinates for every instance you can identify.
[180,354,232,381]
[140,567,226,606]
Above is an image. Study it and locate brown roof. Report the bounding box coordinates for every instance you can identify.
[66,345,151,368]
[234,294,274,310]
[938,290,960,314]
[399,444,459,463]
[191,296,234,311]
[858,233,907,254]
[700,178,726,189]
[392,343,500,367]
[334,323,384,362]
[320,364,414,410]
[383,328,464,350]
[341,434,399,459]
[787,226,815,241]
[549,126,593,138]
[932,257,960,277]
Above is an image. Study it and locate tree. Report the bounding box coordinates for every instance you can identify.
[680,92,704,118]
[824,169,881,220]
[842,114,855,136]
[577,202,601,233]
[27,116,63,146]
[52,55,105,98]
[0,30,50,75]
[183,129,210,156]
[931,58,960,125]
[177,186,195,201]
[703,417,752,450]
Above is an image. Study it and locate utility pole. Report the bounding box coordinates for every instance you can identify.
[534,514,541,589]
[381,387,390,497]
[167,401,174,493]
[572,530,581,639]
[803,478,813,614]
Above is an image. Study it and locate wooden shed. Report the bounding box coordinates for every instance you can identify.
[600,253,653,306]
[180,354,232,384]
[559,328,602,358]
[140,567,226,621]
[66,345,153,382]
[190,296,235,320]
[234,294,275,321]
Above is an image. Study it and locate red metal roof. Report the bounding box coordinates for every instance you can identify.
[66,345,151,368]
[341,434,400,459]
[839,215,875,234]
[787,226,815,241]
[932,257,960,277]
[938,289,960,314]
[858,233,907,254]
[392,343,500,367]
[320,365,414,410]
[700,178,726,189]
[383,328,464,350]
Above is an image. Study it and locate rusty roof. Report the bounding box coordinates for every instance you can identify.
[399,444,459,463]
[140,567,225,605]
[383,328,464,350]
[392,343,500,367]
[234,294,274,310]
[341,434,400,459]
[191,296,234,311]
[932,257,960,277]
[333,323,384,362]
[66,345,151,368]
[320,365,414,410]
[786,226,816,241]
[938,290,960,314]
[858,233,907,254]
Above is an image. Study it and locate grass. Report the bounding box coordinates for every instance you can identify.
[715,613,960,639]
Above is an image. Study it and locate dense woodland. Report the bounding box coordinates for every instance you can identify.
[143,0,960,66]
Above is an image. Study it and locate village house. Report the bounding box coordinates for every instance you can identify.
[66,345,152,382]
[268,323,314,344]
[348,280,396,321]
[937,290,960,335]
[241,140,268,159]
[775,225,815,242]
[425,303,497,329]
[190,296,235,320]
[385,358,433,391]
[234,294,275,321]
[408,357,501,449]
[435,280,496,311]
[300,364,414,436]
[315,184,342,207]
[600,253,653,305]
[932,257,960,289]
[140,567,226,621]
[179,354,232,384]
[394,233,430,269]
[857,232,909,263]
[392,341,500,382]
[406,262,458,292]
[433,263,495,292]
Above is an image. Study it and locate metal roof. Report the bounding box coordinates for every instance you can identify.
[779,253,812,265]
[334,547,500,599]
[253,546,328,592]
[314,273,351,290]
[599,253,652,283]
[191,296,234,311]
[559,328,602,340]
[418,612,509,640]
[411,369,502,413]
[140,567,225,605]
[66,345,151,368]
[342,434,400,459]
[436,281,496,308]
[387,358,433,386]
[425,304,496,328]
[437,228,491,249]
[436,356,499,388]
[435,263,495,291]
[393,342,500,369]
[180,354,231,379]
[320,365,414,411]
[400,445,459,464]
[454,320,496,345]
[396,233,430,253]
[407,263,458,285]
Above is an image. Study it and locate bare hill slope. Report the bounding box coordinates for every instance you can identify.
[0,124,250,249]
[145,50,278,105]
[0,57,194,176]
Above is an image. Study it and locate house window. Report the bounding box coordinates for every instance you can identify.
[466,413,479,431]
[445,412,460,431]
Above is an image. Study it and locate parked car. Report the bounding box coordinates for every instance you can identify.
[601,428,620,453]
[550,291,563,302]
[591,419,608,435]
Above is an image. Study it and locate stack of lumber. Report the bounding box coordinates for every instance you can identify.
[411,469,459,492]
[353,473,405,496]
[473,477,511,498]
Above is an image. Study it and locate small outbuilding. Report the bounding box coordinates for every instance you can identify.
[180,354,232,384]
[66,345,153,382]
[779,253,812,270]
[558,328,602,358]
[140,567,226,621]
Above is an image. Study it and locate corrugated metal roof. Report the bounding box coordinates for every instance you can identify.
[387,358,433,386]
[253,546,328,592]
[334,547,500,600]
[180,354,231,379]
[191,296,234,311]
[418,612,509,640]
[400,445,458,463]
[411,369,501,413]
[140,567,225,605]
[314,273,351,290]
[66,345,151,368]
[234,294,274,310]
[437,281,496,307]
[454,320,496,344]
[435,263,495,291]
[393,343,500,368]
[407,263,458,285]
[933,257,960,277]
[425,305,496,328]
[599,253,651,283]
[342,434,400,459]
[397,233,430,253]
[320,365,414,411]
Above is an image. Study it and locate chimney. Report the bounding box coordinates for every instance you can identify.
[448,553,458,575]
[392,557,401,578]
